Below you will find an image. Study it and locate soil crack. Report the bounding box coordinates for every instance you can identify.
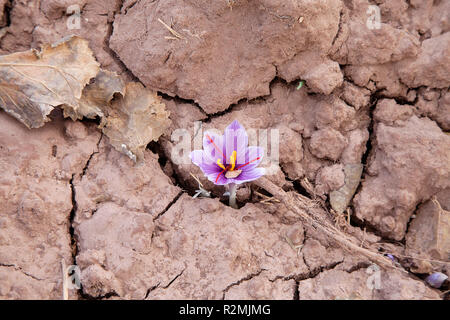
[222,269,265,299]
[344,261,372,273]
[69,175,77,257]
[67,133,103,298]
[144,283,160,299]
[331,8,344,47]
[0,263,44,281]
[269,258,344,285]
[300,260,344,282]
[82,133,103,178]
[163,269,185,289]
[80,290,119,300]
[104,0,141,82]
[153,190,184,221]
[143,268,185,299]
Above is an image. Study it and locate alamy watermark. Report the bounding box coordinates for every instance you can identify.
[66,264,81,290]
[67,4,81,30]
[366,5,381,30]
[366,264,381,290]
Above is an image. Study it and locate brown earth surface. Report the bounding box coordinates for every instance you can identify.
[0,0,449,299]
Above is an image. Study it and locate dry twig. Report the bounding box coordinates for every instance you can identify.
[254,177,401,271]
[158,18,184,40]
[255,190,280,205]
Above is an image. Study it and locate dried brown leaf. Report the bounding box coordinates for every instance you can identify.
[102,82,171,162]
[0,36,169,163]
[63,69,126,121]
[0,36,99,128]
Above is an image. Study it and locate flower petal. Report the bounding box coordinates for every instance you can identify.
[190,150,222,175]
[224,120,248,161]
[203,131,226,163]
[227,120,245,131]
[205,170,229,185]
[236,146,264,169]
[231,167,265,184]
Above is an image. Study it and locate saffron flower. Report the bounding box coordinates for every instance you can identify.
[189,120,265,208]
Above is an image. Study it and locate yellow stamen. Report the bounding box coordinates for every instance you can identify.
[217,159,226,170]
[230,151,237,171]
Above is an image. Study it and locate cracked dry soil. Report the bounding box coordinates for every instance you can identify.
[0,0,449,300]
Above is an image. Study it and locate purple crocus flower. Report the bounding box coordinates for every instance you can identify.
[190,120,265,185]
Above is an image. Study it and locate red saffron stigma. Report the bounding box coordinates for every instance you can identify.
[236,157,261,170]
[216,168,227,183]
[206,134,225,158]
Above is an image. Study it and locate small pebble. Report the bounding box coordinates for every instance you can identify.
[425,272,448,288]
[386,254,395,261]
